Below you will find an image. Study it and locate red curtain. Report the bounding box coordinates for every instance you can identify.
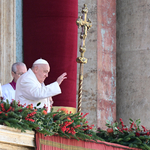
[23,0,78,108]
[36,132,141,150]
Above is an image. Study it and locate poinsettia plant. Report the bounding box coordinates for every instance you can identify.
[97,118,150,150]
[0,99,101,141]
[1,98,150,149]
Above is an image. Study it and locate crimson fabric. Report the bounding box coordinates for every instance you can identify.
[23,1,78,108]
[9,80,16,90]
[36,132,141,150]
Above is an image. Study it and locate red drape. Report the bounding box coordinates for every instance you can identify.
[36,132,141,150]
[23,0,78,108]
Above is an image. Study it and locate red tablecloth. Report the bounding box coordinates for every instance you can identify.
[36,132,141,150]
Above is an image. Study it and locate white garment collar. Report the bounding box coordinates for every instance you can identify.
[28,68,44,85]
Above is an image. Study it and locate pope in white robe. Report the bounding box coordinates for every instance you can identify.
[15,59,67,112]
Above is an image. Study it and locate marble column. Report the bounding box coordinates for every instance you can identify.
[0,0,16,85]
[97,0,116,129]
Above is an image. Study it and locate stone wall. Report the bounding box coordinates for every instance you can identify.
[116,0,150,128]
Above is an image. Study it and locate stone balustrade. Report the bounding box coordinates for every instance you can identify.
[0,125,35,150]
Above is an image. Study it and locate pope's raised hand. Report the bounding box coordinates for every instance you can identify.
[57,72,67,85]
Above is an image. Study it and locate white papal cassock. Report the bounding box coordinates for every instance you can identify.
[15,68,61,112]
[2,84,15,102]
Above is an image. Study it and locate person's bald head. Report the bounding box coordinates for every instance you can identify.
[32,59,50,83]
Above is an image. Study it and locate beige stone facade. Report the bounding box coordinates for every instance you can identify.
[0,0,16,85]
[0,125,34,150]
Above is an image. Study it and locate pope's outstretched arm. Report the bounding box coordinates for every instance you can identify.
[15,70,67,101]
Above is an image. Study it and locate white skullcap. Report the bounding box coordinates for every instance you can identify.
[33,58,49,65]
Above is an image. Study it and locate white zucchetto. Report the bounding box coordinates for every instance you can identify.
[33,58,49,65]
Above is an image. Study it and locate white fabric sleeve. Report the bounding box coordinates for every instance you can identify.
[20,81,61,100]
[1,85,9,100]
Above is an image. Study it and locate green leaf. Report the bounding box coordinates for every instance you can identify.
[106,120,111,124]
[129,118,133,122]
[37,102,41,106]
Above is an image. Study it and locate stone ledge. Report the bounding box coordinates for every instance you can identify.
[0,125,35,149]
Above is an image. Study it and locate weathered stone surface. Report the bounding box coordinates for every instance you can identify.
[0,0,16,85]
[116,0,150,127]
[0,143,34,150]
[97,0,116,129]
[78,0,116,129]
[0,125,35,150]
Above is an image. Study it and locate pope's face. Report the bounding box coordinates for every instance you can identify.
[34,64,50,83]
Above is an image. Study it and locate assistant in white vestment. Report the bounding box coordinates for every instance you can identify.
[2,83,15,102]
[15,68,61,112]
[1,62,27,103]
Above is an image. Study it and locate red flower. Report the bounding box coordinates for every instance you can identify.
[44,104,48,111]
[123,127,128,131]
[18,109,23,112]
[29,119,35,122]
[67,117,71,120]
[147,132,150,135]
[42,110,47,115]
[53,114,56,117]
[6,106,12,112]
[130,122,134,129]
[61,126,66,133]
[136,132,140,136]
[27,111,36,117]
[57,108,68,114]
[107,128,113,133]
[25,117,35,122]
[23,103,26,107]
[1,103,5,112]
[141,125,147,132]
[81,113,89,118]
[74,125,81,128]
[0,97,4,101]
[26,104,33,109]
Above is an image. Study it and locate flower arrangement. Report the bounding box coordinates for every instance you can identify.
[0,99,101,141]
[96,118,150,150]
[1,99,150,149]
